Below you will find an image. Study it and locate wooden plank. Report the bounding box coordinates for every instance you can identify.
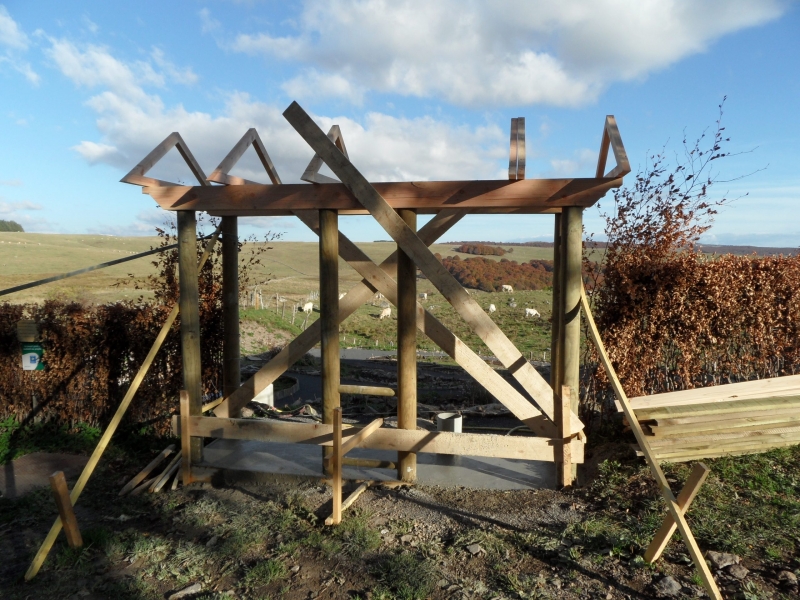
[180,390,193,486]
[580,286,722,600]
[144,177,622,214]
[563,207,583,417]
[508,117,519,180]
[207,128,281,186]
[151,450,182,493]
[628,374,800,411]
[648,403,800,427]
[648,432,800,457]
[187,415,583,462]
[178,210,203,463]
[397,208,417,482]
[302,125,348,184]
[342,418,384,456]
[330,407,343,525]
[24,229,221,582]
[339,385,395,397]
[645,463,710,563]
[49,471,82,549]
[595,125,611,179]
[603,116,631,178]
[325,482,372,526]
[647,424,800,448]
[516,117,526,180]
[557,387,572,487]
[118,444,175,496]
[648,438,800,462]
[650,413,800,437]
[635,396,800,420]
[284,101,583,434]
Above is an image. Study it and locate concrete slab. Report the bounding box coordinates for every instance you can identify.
[0,452,88,499]
[201,439,555,490]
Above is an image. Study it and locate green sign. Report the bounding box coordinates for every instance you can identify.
[21,342,44,371]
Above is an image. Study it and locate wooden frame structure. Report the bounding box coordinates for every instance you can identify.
[119,102,633,493]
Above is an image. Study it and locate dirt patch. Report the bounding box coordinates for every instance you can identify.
[240,319,293,354]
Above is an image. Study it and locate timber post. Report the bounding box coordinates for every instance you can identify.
[397,209,418,482]
[178,210,203,466]
[550,213,563,392]
[320,209,340,474]
[222,216,241,414]
[563,206,583,418]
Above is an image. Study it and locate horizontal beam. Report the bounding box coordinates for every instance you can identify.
[186,416,583,463]
[339,384,396,397]
[144,178,622,215]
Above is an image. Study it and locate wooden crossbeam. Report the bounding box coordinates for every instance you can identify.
[143,177,622,215]
[185,415,583,462]
[645,463,710,563]
[580,286,722,600]
[283,102,583,434]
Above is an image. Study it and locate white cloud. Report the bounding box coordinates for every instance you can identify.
[282,69,365,105]
[199,8,221,34]
[548,148,597,177]
[0,178,22,186]
[228,0,785,107]
[47,39,508,185]
[0,5,28,50]
[0,6,40,84]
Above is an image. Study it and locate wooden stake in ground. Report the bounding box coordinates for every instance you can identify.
[49,471,82,549]
[579,285,722,600]
[24,227,221,582]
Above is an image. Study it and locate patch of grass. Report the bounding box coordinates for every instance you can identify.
[244,558,288,588]
[372,551,436,600]
[0,418,101,463]
[453,528,508,558]
[335,510,382,558]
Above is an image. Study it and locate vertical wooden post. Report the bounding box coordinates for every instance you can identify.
[550,213,563,391]
[222,216,241,417]
[49,471,82,548]
[320,209,340,474]
[397,209,417,483]
[178,210,203,466]
[563,206,583,419]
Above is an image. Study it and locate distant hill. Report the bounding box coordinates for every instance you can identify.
[0,220,24,232]
[447,240,799,256]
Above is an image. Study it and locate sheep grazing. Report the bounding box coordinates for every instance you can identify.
[501,284,513,292]
[488,304,496,313]
[525,308,540,318]
[379,307,391,320]
[419,292,427,300]
[302,302,314,314]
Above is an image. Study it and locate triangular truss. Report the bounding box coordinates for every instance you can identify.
[300,125,348,184]
[508,117,526,180]
[596,115,630,178]
[120,132,208,187]
[207,128,282,185]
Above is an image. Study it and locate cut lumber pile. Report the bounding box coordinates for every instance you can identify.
[622,375,800,462]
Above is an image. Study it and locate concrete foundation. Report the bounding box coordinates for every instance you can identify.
[200,438,555,490]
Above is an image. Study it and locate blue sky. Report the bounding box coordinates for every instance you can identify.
[1,1,798,245]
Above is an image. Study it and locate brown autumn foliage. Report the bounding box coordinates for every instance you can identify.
[580,99,796,424]
[436,254,554,292]
[0,221,276,434]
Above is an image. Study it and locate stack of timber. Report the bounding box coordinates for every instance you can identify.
[623,375,800,462]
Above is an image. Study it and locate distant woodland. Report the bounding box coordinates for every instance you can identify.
[454,243,509,256]
[436,254,554,292]
[0,220,24,232]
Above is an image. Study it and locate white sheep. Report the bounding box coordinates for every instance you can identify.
[525,308,540,318]
[379,307,391,320]
[488,304,496,313]
[501,284,514,293]
[302,302,314,314]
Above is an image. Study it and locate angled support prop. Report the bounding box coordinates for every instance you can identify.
[580,285,722,600]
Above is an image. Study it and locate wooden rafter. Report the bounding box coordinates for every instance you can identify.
[508,117,526,180]
[207,128,281,185]
[121,132,209,187]
[283,101,583,433]
[595,115,630,179]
